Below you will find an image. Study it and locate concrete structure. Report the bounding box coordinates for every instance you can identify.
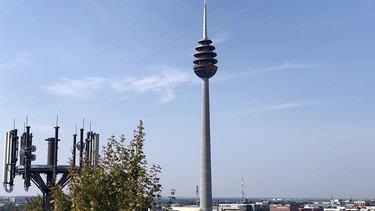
[193,0,218,211]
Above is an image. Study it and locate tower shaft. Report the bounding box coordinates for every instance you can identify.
[200,78,212,211]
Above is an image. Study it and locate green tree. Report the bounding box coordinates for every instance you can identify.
[66,120,162,211]
[164,189,176,211]
[50,185,71,211]
[24,195,43,211]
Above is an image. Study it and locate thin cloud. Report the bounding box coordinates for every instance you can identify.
[258,62,318,73]
[45,66,196,103]
[253,62,319,76]
[212,32,229,44]
[0,54,32,68]
[111,67,195,103]
[216,62,321,82]
[45,77,107,98]
[235,101,326,116]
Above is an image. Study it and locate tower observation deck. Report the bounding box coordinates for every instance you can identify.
[193,38,218,79]
[193,0,218,79]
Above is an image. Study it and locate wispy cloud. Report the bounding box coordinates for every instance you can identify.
[45,77,108,98]
[45,66,196,103]
[0,54,32,68]
[235,101,327,116]
[111,67,195,103]
[216,62,321,82]
[255,62,320,74]
[212,32,230,44]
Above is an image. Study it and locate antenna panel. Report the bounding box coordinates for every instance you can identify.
[2,132,9,186]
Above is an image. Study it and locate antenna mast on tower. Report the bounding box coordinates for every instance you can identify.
[203,0,207,39]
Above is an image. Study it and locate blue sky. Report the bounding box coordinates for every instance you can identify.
[1,0,375,199]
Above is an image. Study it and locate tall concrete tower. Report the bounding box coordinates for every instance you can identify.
[193,0,218,210]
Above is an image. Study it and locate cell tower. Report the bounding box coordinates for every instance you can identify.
[2,118,99,211]
[193,0,218,210]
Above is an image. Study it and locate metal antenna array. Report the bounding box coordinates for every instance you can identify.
[2,118,99,211]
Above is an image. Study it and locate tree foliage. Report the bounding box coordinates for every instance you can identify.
[50,185,71,211]
[65,120,162,211]
[24,195,43,211]
[163,189,176,211]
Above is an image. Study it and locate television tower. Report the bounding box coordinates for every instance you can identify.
[193,0,218,210]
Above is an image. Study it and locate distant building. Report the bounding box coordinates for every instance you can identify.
[254,201,270,211]
[270,204,299,211]
[218,204,254,211]
[171,205,213,211]
[324,207,345,211]
[0,196,16,204]
[218,202,269,211]
[354,201,366,208]
[299,206,324,211]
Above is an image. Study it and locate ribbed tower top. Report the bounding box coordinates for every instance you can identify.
[193,0,218,79]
